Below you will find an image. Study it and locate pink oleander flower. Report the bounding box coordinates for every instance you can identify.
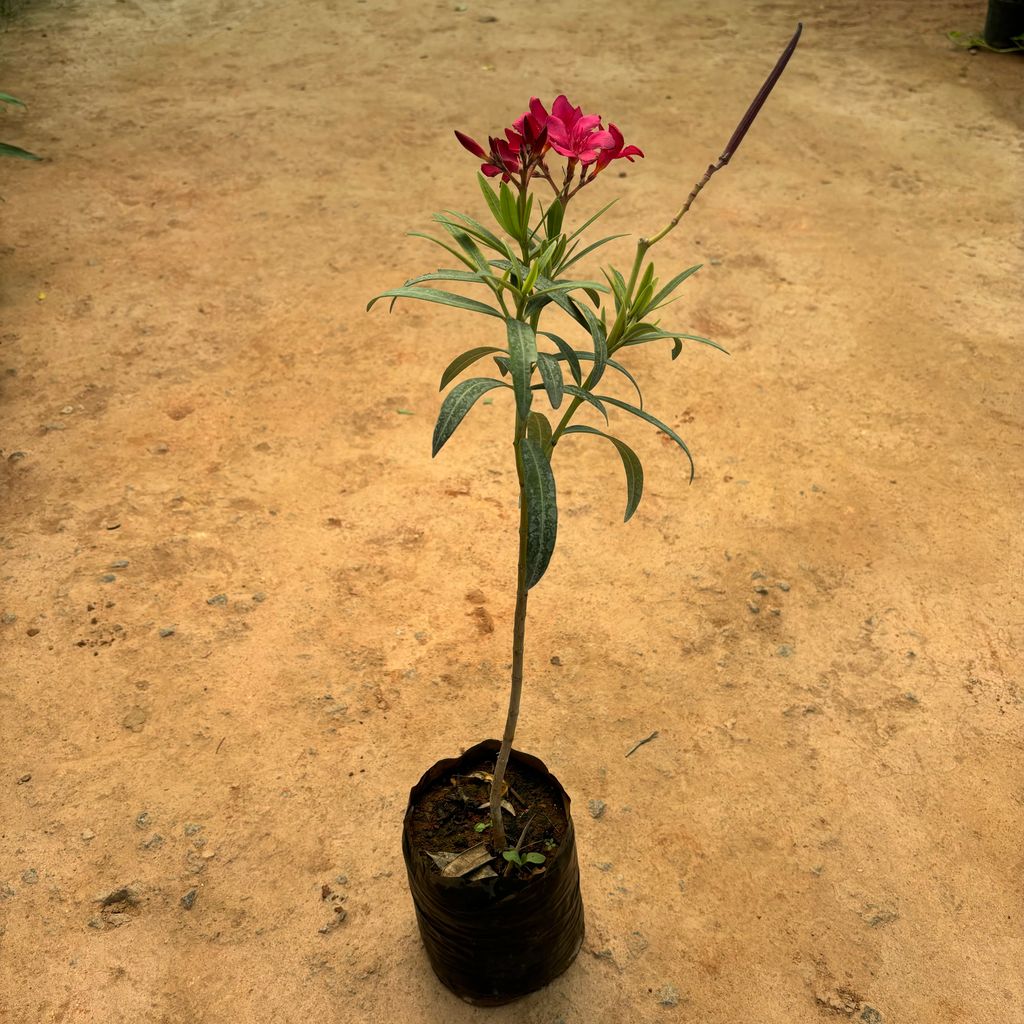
[456,95,643,183]
[593,123,645,174]
[512,97,552,144]
[544,95,615,165]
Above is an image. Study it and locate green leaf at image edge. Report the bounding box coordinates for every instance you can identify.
[563,425,644,521]
[439,346,506,390]
[594,394,695,482]
[521,436,557,589]
[366,286,502,319]
[432,378,509,456]
[0,141,41,161]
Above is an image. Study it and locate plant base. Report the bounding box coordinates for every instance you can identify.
[402,739,585,1005]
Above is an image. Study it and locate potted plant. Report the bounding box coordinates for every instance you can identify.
[368,25,802,1005]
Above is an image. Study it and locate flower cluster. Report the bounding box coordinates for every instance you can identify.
[455,95,643,201]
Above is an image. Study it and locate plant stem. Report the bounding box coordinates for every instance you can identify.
[489,432,531,851]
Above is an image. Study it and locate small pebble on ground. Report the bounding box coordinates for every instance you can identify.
[658,985,680,1007]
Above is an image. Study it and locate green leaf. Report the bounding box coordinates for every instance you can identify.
[502,849,523,865]
[522,259,542,295]
[440,210,511,257]
[521,436,558,589]
[565,352,643,408]
[535,352,564,409]
[579,304,608,389]
[560,234,629,272]
[439,346,506,390]
[621,330,729,356]
[506,318,537,421]
[477,173,510,232]
[0,93,26,108]
[367,286,502,319]
[566,198,618,241]
[630,263,656,316]
[432,378,509,456]
[435,219,493,274]
[648,264,702,311]
[535,273,588,329]
[539,331,582,386]
[545,199,564,237]
[0,142,41,161]
[526,411,552,450]
[403,268,488,286]
[523,852,546,865]
[562,384,609,425]
[610,268,628,309]
[563,425,645,521]
[499,183,519,240]
[408,231,478,270]
[593,395,695,482]
[532,279,608,299]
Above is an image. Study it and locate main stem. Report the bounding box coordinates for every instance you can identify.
[489,436,530,851]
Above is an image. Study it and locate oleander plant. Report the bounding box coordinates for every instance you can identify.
[369,26,802,860]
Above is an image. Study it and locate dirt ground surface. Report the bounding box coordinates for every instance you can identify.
[2,0,1021,1021]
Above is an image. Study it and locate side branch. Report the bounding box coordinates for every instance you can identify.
[646,22,803,250]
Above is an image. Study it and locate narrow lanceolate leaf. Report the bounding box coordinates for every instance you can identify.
[545,199,564,238]
[439,346,507,390]
[432,378,510,457]
[536,273,588,329]
[435,220,493,274]
[407,231,478,270]
[566,198,619,241]
[560,233,629,272]
[622,330,729,355]
[477,173,509,233]
[540,332,582,385]
[521,437,558,589]
[563,425,645,521]
[535,352,564,409]
[526,411,553,451]
[506,319,537,422]
[579,305,608,389]
[441,210,511,257]
[648,264,702,311]
[562,384,609,425]
[0,142,41,161]
[402,268,490,288]
[367,286,502,318]
[593,395,696,482]
[499,183,519,241]
[605,268,628,312]
[532,279,609,298]
[567,352,644,408]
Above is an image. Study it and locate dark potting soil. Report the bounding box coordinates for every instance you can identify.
[408,751,568,873]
